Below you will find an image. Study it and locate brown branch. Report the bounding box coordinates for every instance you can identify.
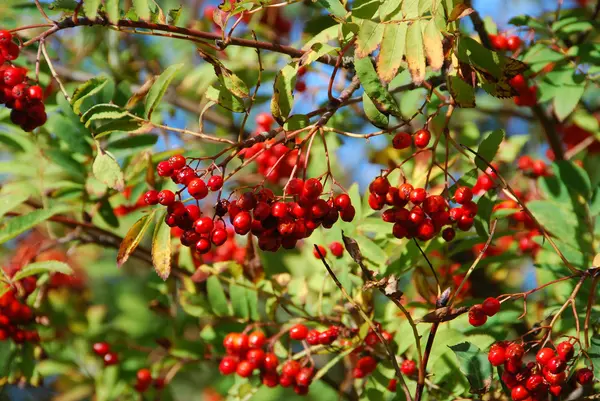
[464,0,492,49]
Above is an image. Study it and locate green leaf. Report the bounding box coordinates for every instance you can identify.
[355,19,384,58]
[107,134,158,154]
[230,283,249,320]
[553,84,585,122]
[527,200,581,249]
[448,75,476,108]
[145,63,183,118]
[49,0,78,11]
[0,192,30,219]
[117,211,155,267]
[316,0,347,18]
[206,86,246,113]
[98,198,119,228]
[81,104,129,126]
[207,276,229,316]
[105,0,120,24]
[168,6,182,24]
[271,62,298,125]
[71,77,109,115]
[377,23,408,82]
[94,118,143,138]
[133,0,150,20]
[476,129,505,171]
[283,114,310,131]
[83,0,102,20]
[13,261,73,281]
[406,20,426,84]
[589,335,600,379]
[93,150,125,191]
[362,92,389,129]
[449,342,492,393]
[0,206,69,245]
[355,56,401,116]
[152,213,171,280]
[179,292,210,317]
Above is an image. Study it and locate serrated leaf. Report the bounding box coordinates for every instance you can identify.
[553,84,585,122]
[230,283,249,320]
[93,150,125,191]
[179,291,210,317]
[206,86,246,113]
[13,261,73,281]
[133,0,150,20]
[406,20,426,84]
[448,3,474,21]
[377,23,407,82]
[168,6,182,24]
[207,276,229,316]
[94,118,143,138]
[448,75,476,108]
[362,92,389,129]
[283,114,309,131]
[152,213,171,280]
[423,19,443,71]
[270,62,298,125]
[71,77,109,115]
[316,0,347,18]
[0,193,30,219]
[355,19,384,58]
[0,206,69,245]
[197,50,249,98]
[355,56,401,116]
[117,211,155,267]
[449,342,492,392]
[83,0,102,20]
[81,104,128,126]
[476,129,504,171]
[145,63,183,118]
[105,0,120,24]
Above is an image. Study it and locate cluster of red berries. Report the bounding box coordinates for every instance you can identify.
[517,156,550,178]
[113,186,147,216]
[295,66,307,92]
[0,30,47,131]
[468,297,501,326]
[313,241,344,259]
[369,177,478,242]
[134,368,165,393]
[219,327,325,395]
[391,129,431,150]
[510,74,538,107]
[559,122,600,154]
[488,341,594,400]
[92,342,119,366]
[0,278,39,344]
[489,33,522,52]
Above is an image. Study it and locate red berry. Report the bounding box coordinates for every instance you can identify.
[137,368,153,387]
[263,353,279,371]
[353,367,366,378]
[236,360,254,378]
[211,229,228,246]
[525,374,545,392]
[334,194,351,211]
[0,30,12,44]
[481,297,500,316]
[295,80,306,92]
[543,367,565,385]
[143,190,159,205]
[188,179,208,199]
[417,219,435,241]
[262,371,279,387]
[556,341,574,361]
[510,75,528,90]
[409,206,425,225]
[368,193,385,210]
[153,378,166,390]
[302,178,322,199]
[256,112,274,129]
[246,348,265,368]
[233,211,252,235]
[295,367,314,387]
[511,385,529,401]
[27,85,43,101]
[306,330,320,345]
[506,343,524,361]
[502,371,519,389]
[294,385,309,395]
[387,379,397,392]
[194,217,214,234]
[156,161,173,177]
[546,356,566,373]
[93,342,110,356]
[357,356,377,374]
[392,132,412,149]
[413,129,431,148]
[168,154,186,170]
[313,245,327,259]
[271,202,289,218]
[158,190,176,206]
[575,367,593,385]
[409,188,427,204]
[282,360,301,377]
[248,331,266,349]
[207,175,223,191]
[490,34,508,50]
[488,344,507,366]
[329,241,344,258]
[454,187,473,204]
[400,359,416,376]
[289,324,309,341]
[103,352,119,366]
[279,374,295,387]
[535,347,555,365]
[340,205,356,222]
[3,66,25,87]
[370,177,391,196]
[286,178,304,195]
[549,385,562,396]
[506,36,522,52]
[468,305,487,327]
[442,227,455,242]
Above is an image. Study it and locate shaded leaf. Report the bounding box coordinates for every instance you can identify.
[553,84,585,122]
[406,20,426,84]
[206,86,246,113]
[207,276,229,316]
[377,23,407,82]
[589,335,600,380]
[152,213,171,280]
[0,206,69,245]
[145,64,183,118]
[168,6,182,24]
[13,261,73,281]
[363,92,389,129]
[81,104,128,127]
[449,342,492,393]
[355,56,401,116]
[0,193,30,219]
[448,3,474,21]
[476,129,504,171]
[448,75,476,108]
[105,0,121,24]
[71,77,109,115]
[133,0,150,20]
[316,0,347,18]
[83,0,102,20]
[117,211,155,267]
[271,62,298,125]
[230,283,249,320]
[355,19,384,58]
[93,150,125,191]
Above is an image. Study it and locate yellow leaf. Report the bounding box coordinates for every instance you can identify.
[406,20,425,84]
[152,212,172,280]
[117,211,155,267]
[423,20,443,71]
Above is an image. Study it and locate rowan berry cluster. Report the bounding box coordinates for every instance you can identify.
[368,176,478,242]
[92,342,119,366]
[509,74,538,107]
[0,30,47,131]
[517,156,549,178]
[489,33,522,52]
[0,278,39,344]
[391,129,431,150]
[468,297,501,326]
[312,241,344,259]
[488,341,595,400]
[134,368,165,393]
